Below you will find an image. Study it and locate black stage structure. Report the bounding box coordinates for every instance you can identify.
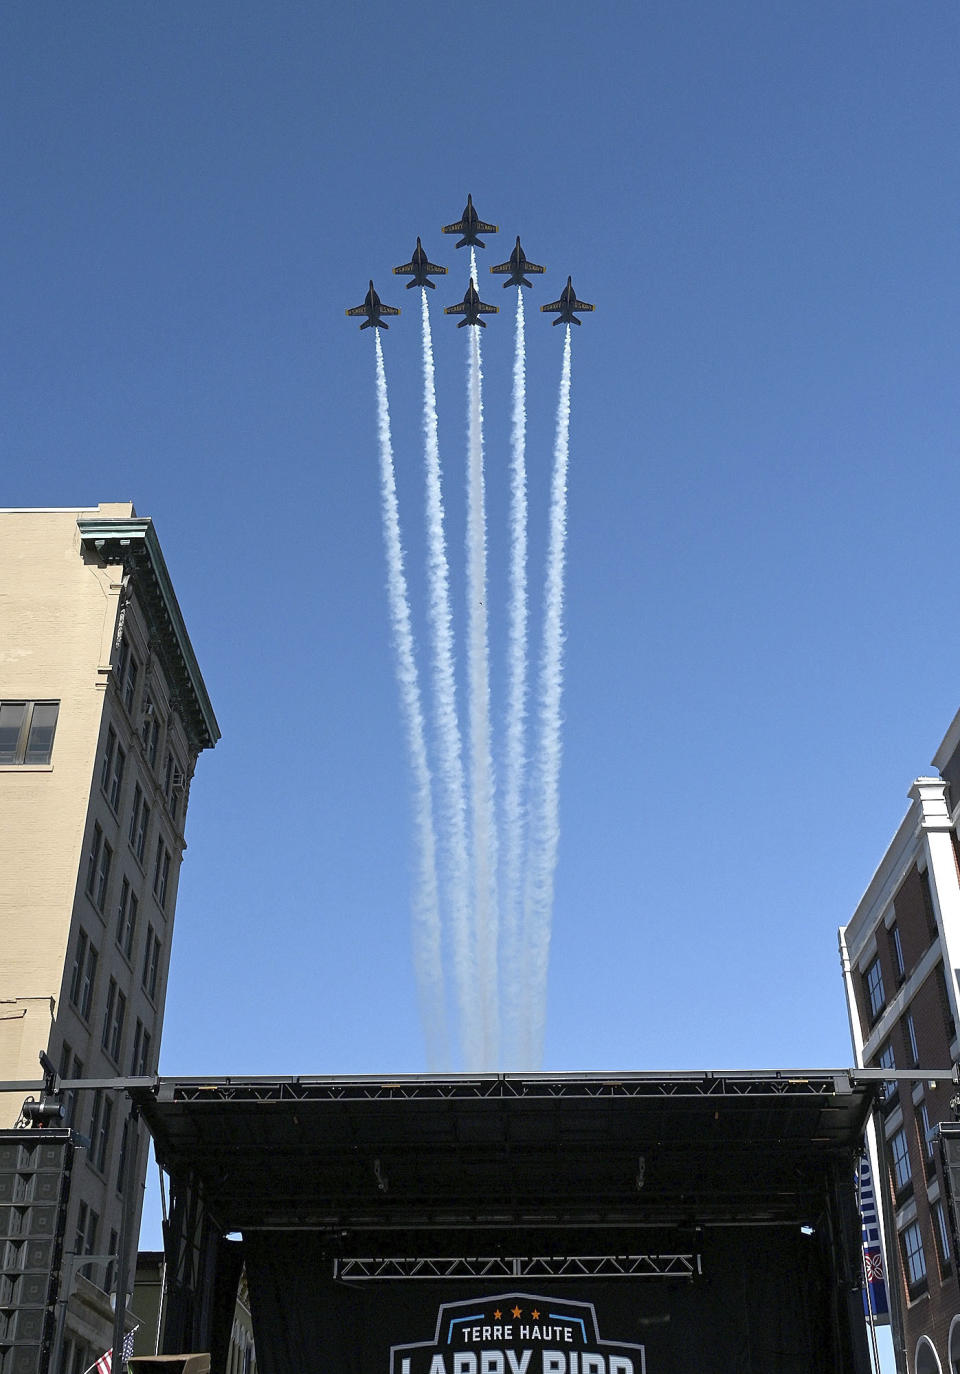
[131,1072,879,1374]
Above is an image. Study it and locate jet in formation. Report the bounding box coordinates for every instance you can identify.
[490,236,546,289]
[540,277,595,325]
[392,237,448,290]
[444,278,500,328]
[442,194,498,249]
[345,280,401,330]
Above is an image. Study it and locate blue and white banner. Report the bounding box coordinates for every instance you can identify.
[859,1154,889,1322]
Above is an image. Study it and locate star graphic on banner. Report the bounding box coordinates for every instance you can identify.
[531,1310,540,1320]
[512,1305,522,1319]
[493,1310,502,1321]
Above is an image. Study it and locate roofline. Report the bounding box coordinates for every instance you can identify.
[78,516,220,752]
[933,703,960,772]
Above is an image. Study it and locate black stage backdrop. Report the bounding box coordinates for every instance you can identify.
[244,1227,865,1374]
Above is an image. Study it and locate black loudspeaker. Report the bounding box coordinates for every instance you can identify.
[0,1132,74,1374]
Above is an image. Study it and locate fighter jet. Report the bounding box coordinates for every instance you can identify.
[444,278,500,328]
[442,194,498,249]
[540,277,595,326]
[490,236,546,289]
[344,281,401,330]
[392,237,448,290]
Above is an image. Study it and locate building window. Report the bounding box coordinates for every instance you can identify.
[153,839,171,910]
[142,702,162,770]
[131,1019,152,1076]
[901,1220,927,1289]
[94,839,113,914]
[69,930,98,1021]
[917,1101,936,1163]
[60,1051,82,1127]
[889,923,905,982]
[58,1042,84,1128]
[0,700,59,765]
[920,867,939,942]
[85,824,103,901]
[890,1128,912,1192]
[75,1200,98,1257]
[101,979,126,1063]
[117,635,139,713]
[905,1011,920,1068]
[934,1199,952,1268]
[865,958,885,1023]
[100,727,117,794]
[109,743,126,813]
[116,878,138,960]
[129,783,150,863]
[90,1092,112,1173]
[878,1041,897,1106]
[142,926,161,1000]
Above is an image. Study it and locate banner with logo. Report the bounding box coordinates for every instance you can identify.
[244,1225,864,1374]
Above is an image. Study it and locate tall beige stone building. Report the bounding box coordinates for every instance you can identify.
[0,504,218,1373]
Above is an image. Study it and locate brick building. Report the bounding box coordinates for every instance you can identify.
[840,710,960,1374]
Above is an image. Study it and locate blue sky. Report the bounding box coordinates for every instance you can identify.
[3,5,960,1284]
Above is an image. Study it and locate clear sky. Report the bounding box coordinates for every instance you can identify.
[3,4,959,1309]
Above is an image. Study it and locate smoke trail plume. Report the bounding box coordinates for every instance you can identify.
[418,289,477,1064]
[501,285,528,1066]
[373,330,448,1070]
[522,325,573,1068]
[465,246,499,1069]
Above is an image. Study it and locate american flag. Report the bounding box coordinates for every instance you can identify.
[91,1326,138,1374]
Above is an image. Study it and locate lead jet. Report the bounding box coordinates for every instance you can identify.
[540,276,595,326]
[345,280,401,330]
[490,236,546,289]
[444,278,499,328]
[392,237,448,290]
[442,194,498,249]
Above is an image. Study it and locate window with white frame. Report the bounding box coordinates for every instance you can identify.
[865,958,885,1022]
[901,1220,926,1288]
[890,1128,912,1192]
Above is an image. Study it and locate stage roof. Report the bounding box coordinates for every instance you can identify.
[134,1072,877,1248]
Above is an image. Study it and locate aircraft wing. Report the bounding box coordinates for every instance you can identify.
[477,302,499,314]
[444,302,468,315]
[379,304,401,316]
[475,219,498,235]
[345,305,369,316]
[525,260,546,275]
[393,263,416,276]
[572,298,595,312]
[489,262,513,275]
[540,300,564,313]
[442,219,466,236]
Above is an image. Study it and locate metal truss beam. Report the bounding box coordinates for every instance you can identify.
[335,1254,697,1281]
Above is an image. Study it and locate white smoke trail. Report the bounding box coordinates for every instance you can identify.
[373,330,448,1070]
[418,289,477,1065]
[465,245,499,1069]
[501,285,528,1067]
[522,325,572,1069]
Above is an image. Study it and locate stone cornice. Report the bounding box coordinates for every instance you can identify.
[78,517,219,754]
